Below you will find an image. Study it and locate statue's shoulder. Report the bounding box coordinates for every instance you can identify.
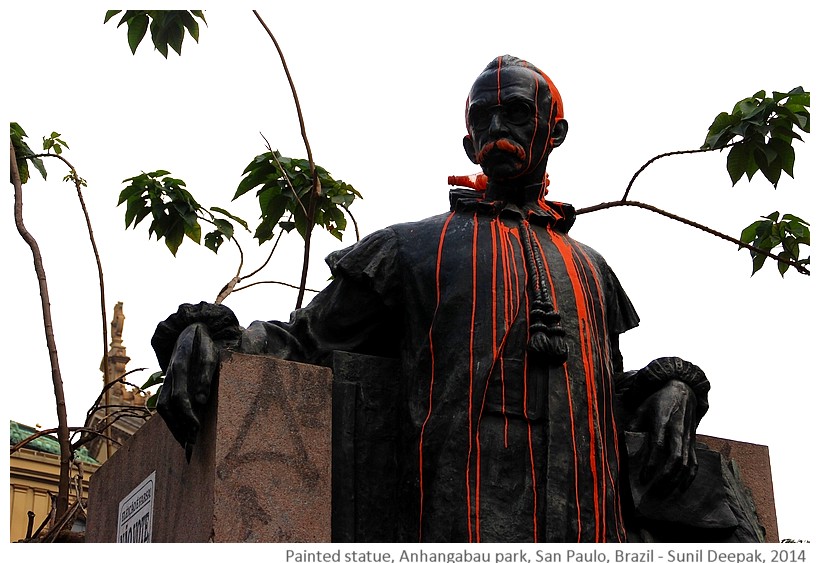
[383,211,459,248]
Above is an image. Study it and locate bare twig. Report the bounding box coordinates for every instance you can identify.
[10,425,104,456]
[262,133,308,217]
[342,205,361,241]
[29,152,110,380]
[621,143,735,201]
[234,279,321,294]
[83,367,146,423]
[241,215,289,281]
[253,10,319,309]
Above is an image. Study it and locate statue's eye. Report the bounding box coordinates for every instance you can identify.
[503,102,532,125]
[469,107,491,129]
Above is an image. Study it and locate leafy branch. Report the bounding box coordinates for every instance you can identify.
[9,132,71,519]
[578,88,810,277]
[9,123,118,520]
[104,10,206,57]
[112,10,364,306]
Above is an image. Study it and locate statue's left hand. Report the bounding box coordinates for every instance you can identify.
[627,379,698,496]
[156,322,219,451]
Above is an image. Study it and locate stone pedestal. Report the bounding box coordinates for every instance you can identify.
[698,435,779,542]
[86,351,778,543]
[86,352,332,542]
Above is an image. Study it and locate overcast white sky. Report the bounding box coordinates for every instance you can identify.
[3,1,817,542]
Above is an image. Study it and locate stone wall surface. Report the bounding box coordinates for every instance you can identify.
[86,352,332,542]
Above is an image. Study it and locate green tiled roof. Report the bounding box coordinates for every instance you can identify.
[10,420,99,464]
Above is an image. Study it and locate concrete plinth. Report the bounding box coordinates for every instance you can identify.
[86,352,332,542]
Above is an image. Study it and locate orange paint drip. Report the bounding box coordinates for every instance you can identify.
[533,235,583,540]
[525,77,539,171]
[572,246,615,541]
[545,229,604,540]
[496,56,502,105]
[573,242,628,542]
[490,220,507,445]
[419,211,456,541]
[466,213,480,542]
[515,225,540,541]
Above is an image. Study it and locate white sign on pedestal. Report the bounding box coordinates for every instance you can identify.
[116,471,155,543]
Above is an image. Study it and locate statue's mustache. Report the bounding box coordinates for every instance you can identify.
[476,139,526,164]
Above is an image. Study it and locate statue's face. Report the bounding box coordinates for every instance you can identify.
[465,66,558,184]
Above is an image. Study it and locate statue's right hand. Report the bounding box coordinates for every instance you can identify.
[156,322,219,450]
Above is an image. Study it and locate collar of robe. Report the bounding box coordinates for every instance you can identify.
[448,187,576,233]
[447,185,571,367]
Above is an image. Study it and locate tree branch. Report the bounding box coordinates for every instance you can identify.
[621,144,735,201]
[234,279,321,294]
[253,10,319,309]
[576,199,810,275]
[10,142,72,519]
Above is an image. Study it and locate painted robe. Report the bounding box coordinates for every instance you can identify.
[239,190,640,542]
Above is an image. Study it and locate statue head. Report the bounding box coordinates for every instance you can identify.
[463,55,568,200]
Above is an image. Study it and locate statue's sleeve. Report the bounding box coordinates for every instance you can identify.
[601,263,711,424]
[597,258,640,377]
[603,264,641,337]
[239,227,403,366]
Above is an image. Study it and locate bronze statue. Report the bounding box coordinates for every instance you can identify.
[152,56,742,542]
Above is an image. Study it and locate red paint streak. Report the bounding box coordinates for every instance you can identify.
[525,77,539,170]
[518,223,539,541]
[496,56,502,105]
[490,220,508,444]
[539,228,602,540]
[534,234,583,540]
[418,211,456,541]
[573,242,628,542]
[566,246,607,540]
[466,213,480,542]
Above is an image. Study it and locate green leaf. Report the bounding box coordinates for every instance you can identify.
[777,251,790,277]
[726,143,750,185]
[739,221,761,245]
[184,220,202,244]
[212,218,234,239]
[168,21,185,56]
[211,207,249,231]
[104,10,122,24]
[164,219,185,255]
[127,14,150,54]
[117,10,141,28]
[180,11,200,42]
[750,252,767,276]
[150,14,171,58]
[204,230,224,253]
[29,157,47,181]
[782,237,799,260]
[117,184,144,206]
[253,221,274,244]
[146,390,160,410]
[140,370,165,389]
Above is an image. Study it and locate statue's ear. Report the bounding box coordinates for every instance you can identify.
[463,135,478,164]
[551,119,568,148]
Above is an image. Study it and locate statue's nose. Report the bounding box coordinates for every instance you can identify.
[488,111,509,137]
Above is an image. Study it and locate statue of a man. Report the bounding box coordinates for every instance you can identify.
[152,55,710,542]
